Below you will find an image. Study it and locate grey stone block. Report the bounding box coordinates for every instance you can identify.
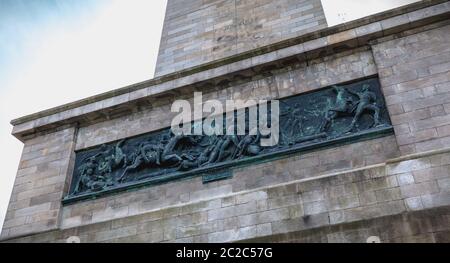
[327,195,360,211]
[387,159,431,175]
[404,197,424,211]
[207,226,257,243]
[400,181,440,198]
[421,192,450,208]
[303,201,327,215]
[256,223,272,237]
[238,208,290,227]
[397,173,415,186]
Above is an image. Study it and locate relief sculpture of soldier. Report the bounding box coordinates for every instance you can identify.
[160,131,200,164]
[178,136,219,170]
[118,141,162,182]
[73,157,101,194]
[231,127,261,159]
[73,140,126,194]
[345,84,382,132]
[69,79,391,197]
[120,131,200,180]
[318,85,355,133]
[318,83,382,134]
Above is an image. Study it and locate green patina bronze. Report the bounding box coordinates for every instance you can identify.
[63,77,392,204]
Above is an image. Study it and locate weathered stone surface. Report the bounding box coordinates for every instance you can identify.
[2,146,449,243]
[155,0,327,76]
[4,1,450,243]
[373,23,450,155]
[1,127,77,240]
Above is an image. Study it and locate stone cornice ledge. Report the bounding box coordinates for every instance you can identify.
[10,0,450,142]
[386,146,450,164]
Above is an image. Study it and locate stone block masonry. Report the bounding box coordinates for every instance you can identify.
[56,135,398,231]
[3,148,450,243]
[2,0,450,242]
[1,127,77,239]
[155,0,327,76]
[373,22,450,155]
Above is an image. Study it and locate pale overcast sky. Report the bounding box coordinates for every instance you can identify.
[0,0,419,232]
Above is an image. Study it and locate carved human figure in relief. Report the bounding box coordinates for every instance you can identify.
[178,136,218,170]
[232,127,261,159]
[215,125,241,162]
[73,157,107,194]
[160,131,199,164]
[97,140,126,175]
[216,135,240,162]
[73,140,127,193]
[118,141,162,182]
[345,84,381,132]
[318,85,355,133]
[200,135,225,166]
